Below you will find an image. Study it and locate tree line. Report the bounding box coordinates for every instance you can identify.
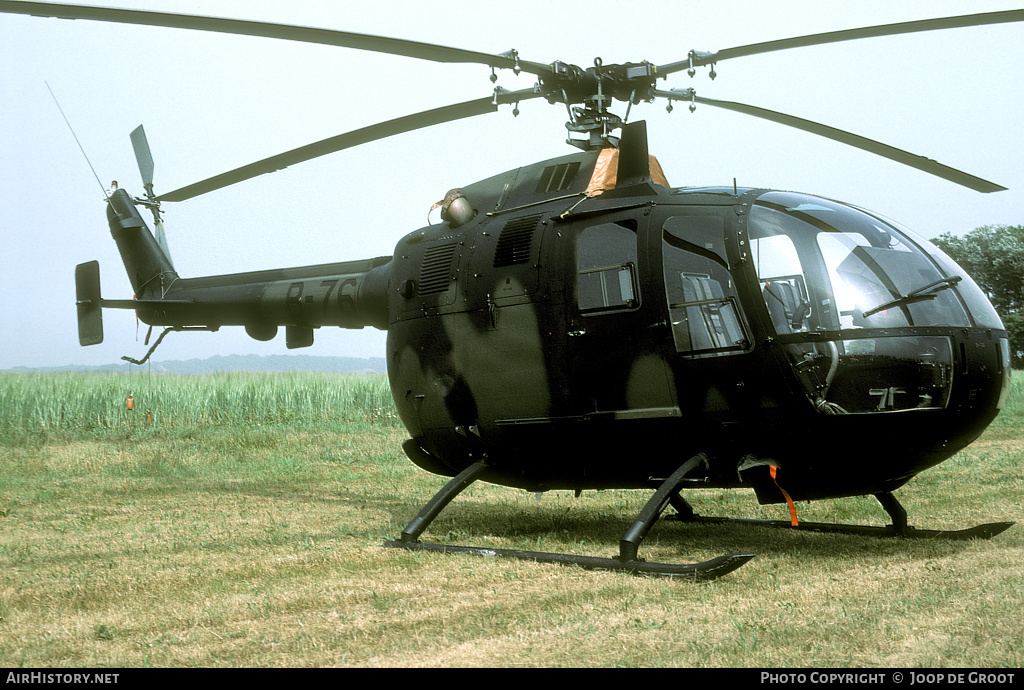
[932,225,1024,368]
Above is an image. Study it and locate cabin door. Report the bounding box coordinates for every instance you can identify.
[564,210,678,418]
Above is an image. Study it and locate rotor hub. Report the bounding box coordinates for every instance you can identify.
[540,59,658,150]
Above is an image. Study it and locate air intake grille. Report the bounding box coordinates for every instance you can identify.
[535,161,582,194]
[494,215,541,268]
[418,243,458,295]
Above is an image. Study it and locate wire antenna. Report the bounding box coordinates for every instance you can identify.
[45,81,109,199]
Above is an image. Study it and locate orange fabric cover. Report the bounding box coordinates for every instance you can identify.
[585,148,670,196]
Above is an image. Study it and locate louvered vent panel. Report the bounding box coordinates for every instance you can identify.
[535,161,582,194]
[493,215,541,268]
[418,243,458,295]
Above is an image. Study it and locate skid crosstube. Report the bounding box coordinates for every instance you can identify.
[384,456,756,581]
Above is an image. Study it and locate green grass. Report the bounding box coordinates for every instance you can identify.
[0,371,1021,667]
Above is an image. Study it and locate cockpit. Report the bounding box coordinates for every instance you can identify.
[746,192,1008,414]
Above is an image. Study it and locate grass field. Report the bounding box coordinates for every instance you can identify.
[1,370,1021,668]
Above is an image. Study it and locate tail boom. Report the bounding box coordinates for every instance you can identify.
[78,189,391,348]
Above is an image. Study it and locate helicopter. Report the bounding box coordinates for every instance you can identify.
[3,1,1020,580]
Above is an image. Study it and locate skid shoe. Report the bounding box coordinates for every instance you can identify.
[667,491,1014,541]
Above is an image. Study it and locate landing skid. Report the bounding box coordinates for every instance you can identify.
[667,491,1014,541]
[385,456,756,580]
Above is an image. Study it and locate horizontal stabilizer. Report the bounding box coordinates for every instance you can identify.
[100,298,192,309]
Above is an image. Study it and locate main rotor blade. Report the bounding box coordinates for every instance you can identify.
[157,88,542,202]
[0,1,551,76]
[656,90,1005,193]
[658,9,1024,74]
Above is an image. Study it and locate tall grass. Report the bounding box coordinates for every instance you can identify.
[0,371,399,438]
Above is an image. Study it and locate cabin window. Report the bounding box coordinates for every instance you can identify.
[577,222,639,312]
[662,215,748,356]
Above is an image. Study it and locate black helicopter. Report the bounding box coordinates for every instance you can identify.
[3,1,1019,580]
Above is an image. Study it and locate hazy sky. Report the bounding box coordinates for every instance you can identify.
[1,0,1022,369]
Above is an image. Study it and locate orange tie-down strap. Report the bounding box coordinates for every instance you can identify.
[770,465,799,527]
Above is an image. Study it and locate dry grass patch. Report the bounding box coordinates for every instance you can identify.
[1,372,1021,667]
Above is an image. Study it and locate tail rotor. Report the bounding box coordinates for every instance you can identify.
[129,125,173,267]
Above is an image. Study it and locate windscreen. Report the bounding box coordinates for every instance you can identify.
[749,192,974,332]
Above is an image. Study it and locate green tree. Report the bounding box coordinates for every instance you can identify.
[932,224,1024,367]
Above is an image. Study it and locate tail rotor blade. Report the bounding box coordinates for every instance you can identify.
[130,125,155,188]
[128,124,174,267]
[153,218,173,267]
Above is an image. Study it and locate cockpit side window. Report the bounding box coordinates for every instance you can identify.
[662,215,748,356]
[750,232,813,334]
